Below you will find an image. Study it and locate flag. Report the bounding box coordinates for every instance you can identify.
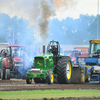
[8,23,14,45]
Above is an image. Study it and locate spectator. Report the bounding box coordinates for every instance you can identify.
[14,38,18,44]
[13,49,18,57]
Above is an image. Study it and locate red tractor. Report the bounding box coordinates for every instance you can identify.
[1,44,28,80]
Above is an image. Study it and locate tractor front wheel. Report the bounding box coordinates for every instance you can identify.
[5,69,10,80]
[57,56,72,84]
[47,71,54,84]
[26,77,32,84]
[1,69,5,80]
[85,72,91,82]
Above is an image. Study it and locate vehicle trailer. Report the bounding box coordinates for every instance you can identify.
[63,49,88,66]
[0,44,28,80]
[72,40,100,83]
[64,49,82,62]
[26,40,73,84]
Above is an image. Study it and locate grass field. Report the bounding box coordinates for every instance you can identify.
[0,90,100,99]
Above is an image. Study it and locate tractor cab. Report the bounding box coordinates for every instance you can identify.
[47,40,60,67]
[1,44,28,80]
[7,44,26,58]
[47,40,60,55]
[89,40,100,57]
[7,45,27,68]
[7,45,25,57]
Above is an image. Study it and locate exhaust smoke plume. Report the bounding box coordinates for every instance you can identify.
[35,0,56,43]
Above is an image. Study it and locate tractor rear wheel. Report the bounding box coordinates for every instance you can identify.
[5,69,10,80]
[26,77,32,84]
[1,60,5,80]
[47,71,54,84]
[57,56,72,84]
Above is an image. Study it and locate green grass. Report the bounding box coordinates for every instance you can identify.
[0,90,100,99]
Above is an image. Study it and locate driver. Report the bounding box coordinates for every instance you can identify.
[13,49,18,57]
[48,44,58,54]
[48,44,55,52]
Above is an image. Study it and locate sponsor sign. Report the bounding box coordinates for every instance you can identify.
[15,64,23,66]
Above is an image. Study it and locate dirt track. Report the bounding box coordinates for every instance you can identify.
[1,79,100,100]
[0,79,100,91]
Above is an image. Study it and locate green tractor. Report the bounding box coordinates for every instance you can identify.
[26,40,73,84]
[0,49,8,78]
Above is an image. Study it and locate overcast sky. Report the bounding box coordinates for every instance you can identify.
[0,0,99,25]
[56,0,99,20]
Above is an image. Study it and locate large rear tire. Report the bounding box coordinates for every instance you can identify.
[5,69,10,80]
[57,56,72,84]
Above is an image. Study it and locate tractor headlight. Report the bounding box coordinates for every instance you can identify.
[98,59,100,63]
[81,58,84,60]
[78,58,84,62]
[78,58,81,61]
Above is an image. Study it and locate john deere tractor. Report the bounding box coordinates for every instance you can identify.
[26,40,72,84]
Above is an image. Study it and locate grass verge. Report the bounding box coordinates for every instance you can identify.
[0,90,100,99]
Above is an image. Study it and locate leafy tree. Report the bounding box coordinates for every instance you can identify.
[87,15,100,40]
[49,14,96,45]
[0,13,35,45]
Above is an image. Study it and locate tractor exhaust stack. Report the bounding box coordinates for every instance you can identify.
[43,45,45,54]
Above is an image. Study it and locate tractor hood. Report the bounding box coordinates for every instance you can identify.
[13,58,23,62]
[35,52,53,59]
[78,57,100,65]
[34,52,54,70]
[84,57,99,64]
